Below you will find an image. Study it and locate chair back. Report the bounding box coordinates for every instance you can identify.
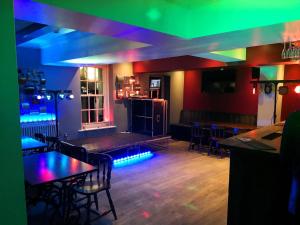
[59,141,87,162]
[88,153,113,188]
[210,124,225,138]
[45,136,59,150]
[233,128,239,136]
[191,122,203,138]
[34,133,46,142]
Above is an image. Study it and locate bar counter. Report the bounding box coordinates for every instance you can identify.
[220,122,289,225]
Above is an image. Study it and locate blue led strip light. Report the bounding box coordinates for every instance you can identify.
[113,151,153,166]
[20,113,56,123]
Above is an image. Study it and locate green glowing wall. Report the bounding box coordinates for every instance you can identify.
[0,1,27,225]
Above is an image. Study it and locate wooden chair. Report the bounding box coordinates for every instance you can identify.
[45,136,59,151]
[73,153,117,224]
[34,133,46,142]
[50,141,88,222]
[59,141,88,162]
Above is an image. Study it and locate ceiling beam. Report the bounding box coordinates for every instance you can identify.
[16,24,56,45]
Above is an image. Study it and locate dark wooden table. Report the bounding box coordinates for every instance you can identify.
[219,123,288,225]
[23,151,96,186]
[21,136,48,152]
[24,152,97,223]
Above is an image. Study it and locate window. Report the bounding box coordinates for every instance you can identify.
[80,67,111,129]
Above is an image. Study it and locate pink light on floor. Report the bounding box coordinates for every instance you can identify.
[142,211,151,219]
[153,192,161,199]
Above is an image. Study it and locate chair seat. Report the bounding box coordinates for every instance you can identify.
[73,181,109,195]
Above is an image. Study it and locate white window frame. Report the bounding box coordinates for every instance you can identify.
[80,66,111,130]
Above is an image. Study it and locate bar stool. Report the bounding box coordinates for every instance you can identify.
[209,124,225,157]
[189,122,204,151]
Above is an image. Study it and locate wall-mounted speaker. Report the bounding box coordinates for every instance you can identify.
[252,67,260,79]
[278,86,289,95]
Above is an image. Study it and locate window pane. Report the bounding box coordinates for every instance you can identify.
[90,110,97,123]
[89,96,96,109]
[98,96,104,109]
[88,82,96,94]
[97,109,104,122]
[98,69,103,82]
[81,97,88,109]
[96,82,103,95]
[82,111,88,123]
[81,81,87,94]
[87,67,97,81]
[80,67,87,80]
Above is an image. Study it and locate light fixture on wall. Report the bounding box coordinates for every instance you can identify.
[252,83,257,95]
[35,94,43,100]
[65,90,75,100]
[58,91,65,99]
[46,94,52,101]
[278,86,289,95]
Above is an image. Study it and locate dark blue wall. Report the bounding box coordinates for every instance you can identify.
[17,47,81,139]
[16,47,116,140]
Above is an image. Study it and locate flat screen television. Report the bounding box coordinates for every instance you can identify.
[150,79,161,88]
[202,69,236,93]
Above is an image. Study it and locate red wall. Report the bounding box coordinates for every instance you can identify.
[246,43,289,66]
[133,55,225,73]
[281,65,300,120]
[183,67,258,115]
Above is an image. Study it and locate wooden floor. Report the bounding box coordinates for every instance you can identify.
[94,141,229,225]
[29,141,229,225]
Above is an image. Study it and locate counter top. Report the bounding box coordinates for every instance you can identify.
[219,122,284,154]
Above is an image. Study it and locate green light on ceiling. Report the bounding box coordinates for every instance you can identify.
[146,8,161,21]
[36,0,300,39]
[211,48,246,61]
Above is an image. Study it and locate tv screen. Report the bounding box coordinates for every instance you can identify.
[150,79,161,88]
[202,69,236,93]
